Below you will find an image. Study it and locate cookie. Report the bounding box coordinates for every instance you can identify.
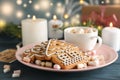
[46,39,89,69]
[22,41,51,63]
[0,49,16,63]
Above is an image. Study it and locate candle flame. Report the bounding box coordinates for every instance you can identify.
[53,15,57,20]
[32,15,36,20]
[109,22,113,27]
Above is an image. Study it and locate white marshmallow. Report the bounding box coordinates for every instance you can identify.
[53,64,61,70]
[12,73,20,78]
[88,60,100,66]
[35,60,41,65]
[3,65,10,69]
[3,68,10,73]
[45,62,53,68]
[85,28,93,33]
[91,55,99,61]
[77,63,87,69]
[98,55,105,61]
[78,28,84,34]
[12,70,21,78]
[70,29,77,34]
[13,70,21,74]
[40,62,45,67]
[3,65,11,73]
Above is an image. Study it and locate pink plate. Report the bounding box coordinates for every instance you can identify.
[15,42,118,72]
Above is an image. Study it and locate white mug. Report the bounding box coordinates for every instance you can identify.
[64,27,102,51]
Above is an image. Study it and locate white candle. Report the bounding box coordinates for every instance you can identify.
[21,16,48,46]
[102,22,120,51]
[48,15,63,39]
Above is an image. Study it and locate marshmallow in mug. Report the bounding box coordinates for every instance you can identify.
[70,27,95,34]
[64,27,102,51]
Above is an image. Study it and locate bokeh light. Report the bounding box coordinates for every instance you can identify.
[23,4,27,8]
[29,0,32,4]
[16,0,22,5]
[33,4,40,11]
[1,2,14,16]
[45,12,51,17]
[39,0,50,10]
[16,10,23,18]
[0,19,6,30]
[27,14,31,18]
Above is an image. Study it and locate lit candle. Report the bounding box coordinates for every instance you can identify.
[102,22,120,51]
[21,15,48,46]
[48,15,63,39]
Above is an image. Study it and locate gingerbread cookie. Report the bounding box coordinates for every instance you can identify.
[46,39,89,69]
[0,49,16,63]
[22,41,51,63]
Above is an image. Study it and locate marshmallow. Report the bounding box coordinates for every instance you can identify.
[3,65,10,69]
[12,73,20,78]
[22,57,31,63]
[98,55,105,61]
[12,70,21,78]
[88,60,100,66]
[3,65,11,73]
[85,28,93,33]
[45,62,53,68]
[40,62,45,67]
[35,60,41,65]
[91,55,99,61]
[13,70,21,74]
[53,64,61,70]
[77,63,87,69]
[78,28,84,34]
[3,68,10,73]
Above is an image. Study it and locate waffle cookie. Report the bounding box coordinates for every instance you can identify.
[46,39,89,69]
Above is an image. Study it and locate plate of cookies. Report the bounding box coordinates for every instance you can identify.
[15,39,118,72]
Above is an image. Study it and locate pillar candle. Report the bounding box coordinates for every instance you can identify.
[48,15,63,39]
[102,22,120,51]
[21,16,48,46]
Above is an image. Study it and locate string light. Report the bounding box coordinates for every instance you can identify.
[16,0,22,5]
